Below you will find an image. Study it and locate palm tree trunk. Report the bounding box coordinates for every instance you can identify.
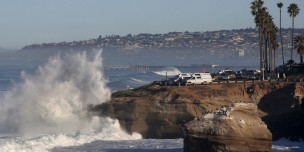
[262,33,265,67]
[274,49,276,71]
[269,49,272,71]
[269,40,273,72]
[259,26,263,72]
[268,36,270,71]
[268,37,272,72]
[280,8,284,65]
[291,16,294,60]
[265,36,268,72]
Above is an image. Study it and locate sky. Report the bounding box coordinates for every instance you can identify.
[0,0,303,49]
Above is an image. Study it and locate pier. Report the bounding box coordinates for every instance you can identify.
[104,64,150,71]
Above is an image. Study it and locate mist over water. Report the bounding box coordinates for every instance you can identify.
[0,50,141,151]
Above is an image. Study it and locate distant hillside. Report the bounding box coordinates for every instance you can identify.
[19,28,304,66]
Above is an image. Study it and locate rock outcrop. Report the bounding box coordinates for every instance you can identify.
[183,103,272,152]
[258,82,304,140]
[91,82,304,148]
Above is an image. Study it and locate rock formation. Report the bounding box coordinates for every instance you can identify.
[183,103,272,152]
[90,82,304,151]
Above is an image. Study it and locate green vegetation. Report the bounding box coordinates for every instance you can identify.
[294,35,304,63]
[112,89,134,97]
[251,1,303,78]
[287,3,300,60]
[251,0,278,78]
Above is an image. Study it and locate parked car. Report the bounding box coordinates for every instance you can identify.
[246,74,260,80]
[245,70,261,80]
[235,71,243,79]
[225,71,236,79]
[174,76,191,85]
[218,73,230,80]
[165,78,175,86]
[177,73,192,78]
[186,73,212,85]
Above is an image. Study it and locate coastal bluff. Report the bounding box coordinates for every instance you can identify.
[183,103,271,152]
[91,82,304,150]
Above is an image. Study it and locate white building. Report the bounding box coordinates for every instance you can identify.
[238,49,245,57]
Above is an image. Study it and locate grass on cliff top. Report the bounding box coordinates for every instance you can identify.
[112,89,135,97]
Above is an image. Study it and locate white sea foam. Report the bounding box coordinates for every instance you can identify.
[272,138,304,151]
[153,66,181,76]
[0,50,141,151]
[0,117,141,152]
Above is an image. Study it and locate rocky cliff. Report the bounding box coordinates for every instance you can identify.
[91,82,304,141]
[183,103,272,152]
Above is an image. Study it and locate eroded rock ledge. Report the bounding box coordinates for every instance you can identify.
[91,82,304,142]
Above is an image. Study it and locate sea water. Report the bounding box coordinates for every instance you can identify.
[0,50,302,151]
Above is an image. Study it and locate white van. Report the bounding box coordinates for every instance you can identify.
[191,72,210,77]
[186,73,212,85]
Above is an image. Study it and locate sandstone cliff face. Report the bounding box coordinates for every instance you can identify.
[184,103,272,152]
[91,82,304,140]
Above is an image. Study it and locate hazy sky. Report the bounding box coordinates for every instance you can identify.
[0,0,303,49]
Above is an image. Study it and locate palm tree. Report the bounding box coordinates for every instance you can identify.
[263,11,272,72]
[294,35,304,63]
[277,2,284,65]
[287,3,300,60]
[251,0,264,74]
[251,1,280,77]
[263,13,278,72]
[260,8,268,71]
[272,36,279,71]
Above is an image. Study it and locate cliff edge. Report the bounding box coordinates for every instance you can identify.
[91,82,304,141]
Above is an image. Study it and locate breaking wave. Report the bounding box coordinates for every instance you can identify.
[0,117,141,152]
[0,50,141,151]
[153,66,181,76]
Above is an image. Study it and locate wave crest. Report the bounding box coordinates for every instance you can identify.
[153,66,181,76]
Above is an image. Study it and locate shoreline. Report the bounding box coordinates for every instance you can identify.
[93,82,304,140]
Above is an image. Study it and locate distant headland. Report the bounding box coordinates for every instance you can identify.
[21,28,304,59]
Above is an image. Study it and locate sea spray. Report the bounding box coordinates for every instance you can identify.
[0,117,141,152]
[153,66,181,76]
[0,50,141,151]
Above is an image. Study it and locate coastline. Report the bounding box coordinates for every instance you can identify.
[91,81,304,149]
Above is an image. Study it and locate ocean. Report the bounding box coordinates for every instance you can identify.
[0,50,303,152]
